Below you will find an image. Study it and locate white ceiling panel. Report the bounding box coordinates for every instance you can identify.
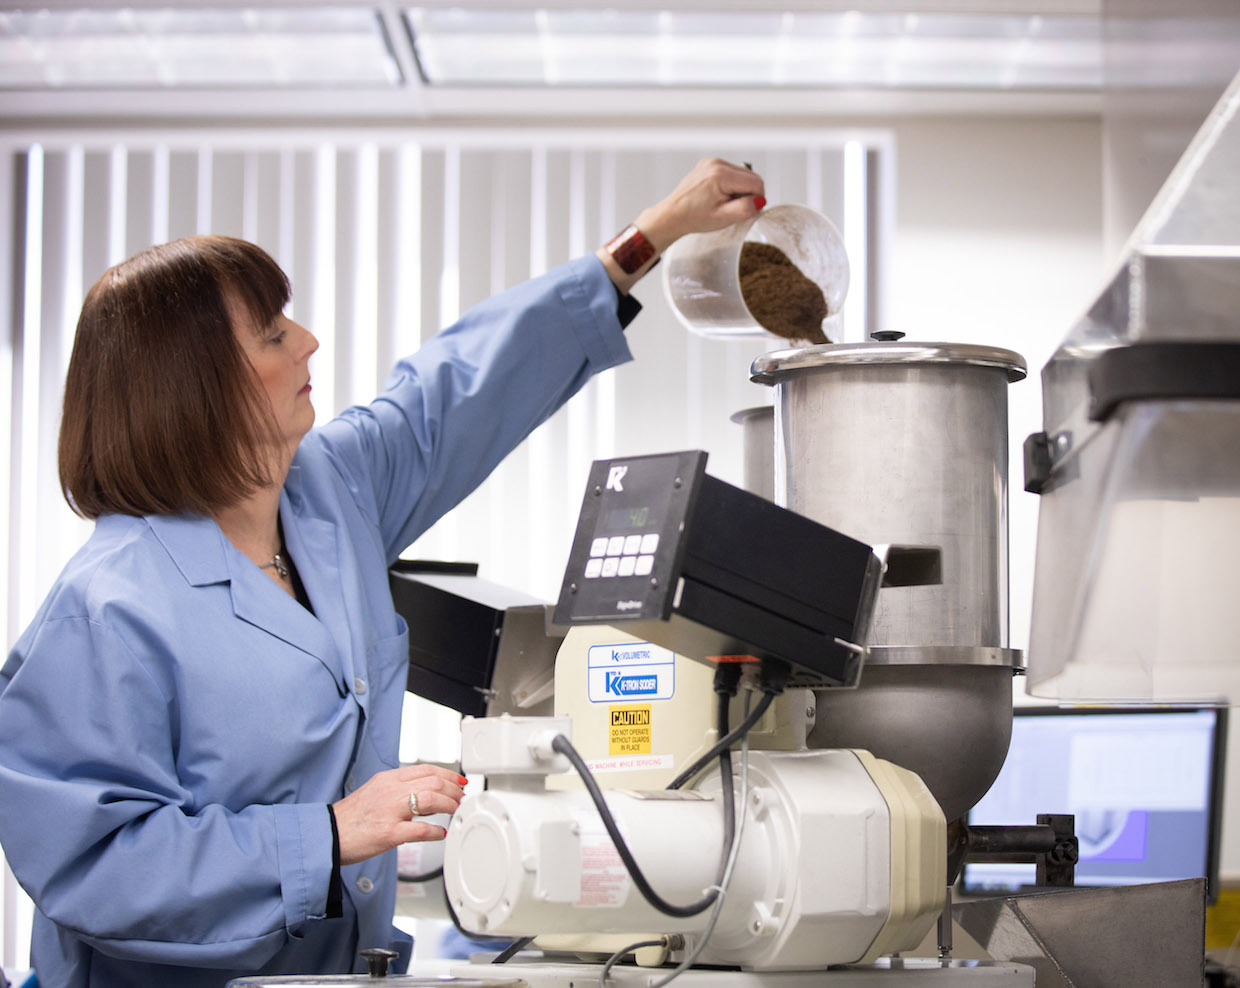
[0,0,1126,120]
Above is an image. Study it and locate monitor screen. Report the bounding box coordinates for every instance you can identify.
[962,706,1227,901]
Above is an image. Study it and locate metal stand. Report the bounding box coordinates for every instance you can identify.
[450,958,1036,986]
[937,887,952,959]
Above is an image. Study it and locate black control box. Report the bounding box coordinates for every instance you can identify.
[553,450,881,688]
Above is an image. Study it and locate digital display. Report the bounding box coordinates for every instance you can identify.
[605,505,652,531]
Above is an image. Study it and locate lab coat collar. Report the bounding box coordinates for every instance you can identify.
[146,510,349,694]
[146,512,232,587]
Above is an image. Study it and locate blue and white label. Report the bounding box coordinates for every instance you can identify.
[587,642,676,703]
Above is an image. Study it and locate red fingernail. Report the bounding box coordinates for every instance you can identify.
[458,775,469,785]
[754,195,767,210]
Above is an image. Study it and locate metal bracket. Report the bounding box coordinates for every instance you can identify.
[1088,341,1240,422]
[1023,431,1053,494]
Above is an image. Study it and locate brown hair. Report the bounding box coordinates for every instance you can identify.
[58,235,291,519]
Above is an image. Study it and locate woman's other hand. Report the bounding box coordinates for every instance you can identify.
[598,157,765,292]
[332,763,467,866]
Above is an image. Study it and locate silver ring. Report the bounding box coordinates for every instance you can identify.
[408,791,420,817]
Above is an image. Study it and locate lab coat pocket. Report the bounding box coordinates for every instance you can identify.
[357,625,410,770]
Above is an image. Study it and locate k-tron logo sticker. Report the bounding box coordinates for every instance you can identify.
[606,465,628,492]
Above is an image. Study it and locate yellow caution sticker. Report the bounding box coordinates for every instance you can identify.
[609,705,652,755]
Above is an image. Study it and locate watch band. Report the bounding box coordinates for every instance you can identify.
[605,224,658,275]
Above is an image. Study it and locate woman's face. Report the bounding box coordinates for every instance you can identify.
[232,304,320,451]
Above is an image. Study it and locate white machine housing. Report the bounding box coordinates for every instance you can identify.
[445,712,945,971]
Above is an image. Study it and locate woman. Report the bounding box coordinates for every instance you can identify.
[0,158,765,987]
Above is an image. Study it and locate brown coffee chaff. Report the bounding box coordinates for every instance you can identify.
[739,242,830,345]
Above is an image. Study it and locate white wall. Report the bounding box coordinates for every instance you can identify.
[882,114,1107,654]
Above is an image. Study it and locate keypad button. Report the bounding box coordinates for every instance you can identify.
[623,534,642,555]
[618,556,637,577]
[584,558,603,579]
[601,557,620,578]
[590,537,609,558]
[607,536,626,556]
[635,555,655,577]
[640,533,660,554]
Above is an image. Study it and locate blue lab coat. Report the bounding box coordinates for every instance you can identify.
[0,255,634,988]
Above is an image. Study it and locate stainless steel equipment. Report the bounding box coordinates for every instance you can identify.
[953,879,1207,988]
[729,405,775,502]
[750,342,1026,823]
[809,664,1015,825]
[1024,66,1240,703]
[751,342,1025,655]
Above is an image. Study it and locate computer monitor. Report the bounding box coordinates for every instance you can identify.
[962,705,1227,902]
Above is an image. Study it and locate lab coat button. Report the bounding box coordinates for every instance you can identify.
[356,876,374,894]
[353,677,367,695]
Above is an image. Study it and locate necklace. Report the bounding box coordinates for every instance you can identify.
[261,550,290,580]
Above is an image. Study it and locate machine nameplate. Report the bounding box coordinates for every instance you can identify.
[571,809,630,908]
[587,641,676,703]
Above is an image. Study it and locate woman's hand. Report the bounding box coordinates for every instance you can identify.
[332,763,466,866]
[598,157,766,292]
[641,157,766,247]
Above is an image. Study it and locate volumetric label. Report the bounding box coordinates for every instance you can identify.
[587,642,676,703]
[609,704,652,755]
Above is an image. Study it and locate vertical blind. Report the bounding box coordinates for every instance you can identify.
[0,127,886,970]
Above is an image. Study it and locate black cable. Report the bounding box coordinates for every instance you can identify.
[442,879,491,942]
[551,683,739,919]
[665,689,776,791]
[553,733,727,918]
[491,936,535,964]
[443,889,522,963]
[713,690,735,875]
[666,659,791,792]
[398,866,443,884]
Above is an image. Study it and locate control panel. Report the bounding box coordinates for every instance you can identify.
[555,450,881,689]
[557,449,704,624]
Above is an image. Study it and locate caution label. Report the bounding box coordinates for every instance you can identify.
[609,704,652,755]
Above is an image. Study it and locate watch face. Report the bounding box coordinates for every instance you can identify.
[606,224,657,275]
